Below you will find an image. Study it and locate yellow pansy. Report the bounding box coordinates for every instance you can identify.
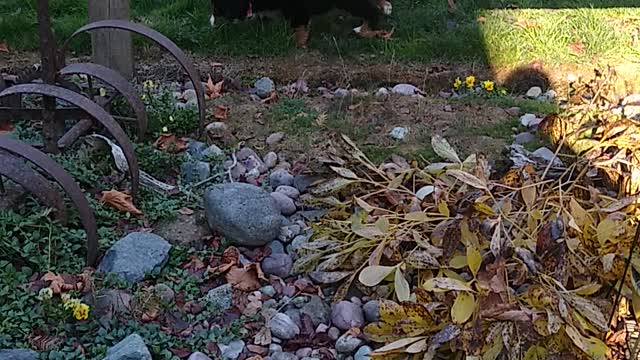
[483,80,495,92]
[38,287,53,301]
[73,303,90,321]
[465,76,475,88]
[453,78,462,90]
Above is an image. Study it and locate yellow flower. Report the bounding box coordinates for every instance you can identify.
[453,78,462,90]
[38,287,53,301]
[162,126,169,133]
[465,76,475,88]
[73,303,90,321]
[483,80,495,92]
[143,80,155,90]
[500,89,507,95]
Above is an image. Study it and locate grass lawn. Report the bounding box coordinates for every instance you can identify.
[1,0,640,68]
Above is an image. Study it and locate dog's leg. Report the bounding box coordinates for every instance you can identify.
[294,23,310,48]
[286,7,312,48]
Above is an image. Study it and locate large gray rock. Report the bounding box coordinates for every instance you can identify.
[97,233,171,284]
[104,334,152,360]
[331,301,365,330]
[206,284,234,311]
[0,349,38,360]
[204,183,284,246]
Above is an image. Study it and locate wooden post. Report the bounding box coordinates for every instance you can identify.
[88,0,134,79]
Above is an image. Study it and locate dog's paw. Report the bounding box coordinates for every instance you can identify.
[209,14,216,27]
[353,25,363,34]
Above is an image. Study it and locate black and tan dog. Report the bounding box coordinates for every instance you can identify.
[209,0,393,47]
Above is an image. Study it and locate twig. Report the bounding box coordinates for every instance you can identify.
[608,221,640,326]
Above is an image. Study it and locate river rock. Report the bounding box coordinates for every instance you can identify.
[97,233,171,284]
[103,334,151,360]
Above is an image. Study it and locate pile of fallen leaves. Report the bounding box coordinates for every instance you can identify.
[297,133,640,359]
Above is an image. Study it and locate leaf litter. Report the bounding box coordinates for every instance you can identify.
[295,124,640,358]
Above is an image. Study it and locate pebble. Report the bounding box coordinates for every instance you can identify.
[328,327,341,341]
[527,117,544,128]
[266,132,285,146]
[392,84,421,96]
[261,253,294,278]
[526,86,542,98]
[181,161,211,184]
[519,113,537,127]
[219,340,245,360]
[278,224,302,242]
[292,296,308,308]
[354,346,372,360]
[335,88,350,97]
[532,147,564,167]
[443,105,453,112]
[296,348,313,358]
[376,88,389,97]
[267,240,286,254]
[264,299,278,308]
[267,313,300,340]
[439,91,452,98]
[335,334,364,354]
[389,127,409,140]
[263,152,278,169]
[514,132,536,145]
[270,169,294,188]
[261,285,277,298]
[153,283,175,303]
[269,344,283,354]
[290,233,311,253]
[362,300,380,323]
[505,107,521,116]
[256,77,275,99]
[270,192,297,216]
[271,352,297,360]
[182,89,197,102]
[205,122,228,137]
[0,349,39,360]
[316,324,329,333]
[206,284,234,311]
[301,295,331,326]
[97,233,171,284]
[350,297,362,306]
[188,352,212,360]
[103,334,151,360]
[331,301,365,330]
[275,185,300,200]
[541,89,557,101]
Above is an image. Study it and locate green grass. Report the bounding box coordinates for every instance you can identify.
[2,0,639,68]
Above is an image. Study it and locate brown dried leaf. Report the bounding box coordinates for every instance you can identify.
[206,76,224,100]
[100,190,143,216]
[226,264,261,291]
[213,105,229,120]
[153,134,188,153]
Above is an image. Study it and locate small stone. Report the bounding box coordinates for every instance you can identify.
[264,152,278,169]
[261,285,277,297]
[519,113,537,127]
[261,253,293,278]
[268,313,300,340]
[439,91,452,98]
[269,344,283,355]
[104,334,151,360]
[514,132,536,145]
[201,145,224,159]
[275,185,300,200]
[335,333,364,354]
[354,346,372,360]
[97,233,171,284]
[270,169,294,188]
[542,89,557,101]
[389,127,408,140]
[335,88,350,97]
[188,352,213,360]
[293,175,322,193]
[219,340,245,360]
[301,295,331,326]
[526,86,542,98]
[206,284,234,311]
[532,147,564,167]
[204,183,284,247]
[264,299,278,308]
[270,192,297,216]
[182,89,197,102]
[278,224,301,243]
[290,233,311,253]
[443,105,453,112]
[284,308,302,328]
[230,162,247,180]
[266,132,285,146]
[271,351,297,360]
[292,296,308,308]
[392,84,421,96]
[362,300,379,323]
[316,324,330,333]
[505,107,521,116]
[331,301,365,330]
[256,77,275,99]
[296,348,313,358]
[376,88,389,97]
[267,240,285,254]
[0,349,38,360]
[153,283,175,303]
[181,161,211,184]
[527,117,544,128]
[328,327,341,341]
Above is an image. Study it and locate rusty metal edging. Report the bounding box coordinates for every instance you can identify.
[0,84,140,201]
[0,151,69,224]
[0,138,98,266]
[59,63,148,140]
[62,20,206,134]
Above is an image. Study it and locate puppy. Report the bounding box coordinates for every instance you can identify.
[210,0,391,47]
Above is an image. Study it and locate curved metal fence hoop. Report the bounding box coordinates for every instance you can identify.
[63,20,205,134]
[0,137,99,266]
[0,83,140,201]
[59,63,148,140]
[0,151,69,224]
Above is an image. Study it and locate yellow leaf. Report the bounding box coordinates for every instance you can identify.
[565,325,609,360]
[569,198,589,227]
[632,293,640,323]
[573,283,602,296]
[523,345,547,360]
[431,135,461,163]
[482,335,503,360]
[451,292,475,324]
[437,201,450,217]
[521,180,536,209]
[375,217,390,234]
[596,219,616,246]
[423,277,473,292]
[405,338,427,353]
[449,255,467,269]
[355,197,375,212]
[372,336,425,353]
[473,202,495,216]
[388,174,404,189]
[461,219,479,248]
[446,169,488,190]
[467,247,482,278]
[394,268,410,301]
[405,212,429,222]
[378,299,406,323]
[359,266,396,286]
[363,322,397,343]
[330,166,359,180]
[405,251,440,269]
[489,220,502,257]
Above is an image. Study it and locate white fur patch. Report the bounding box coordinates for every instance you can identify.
[209,14,216,27]
[383,1,393,15]
[353,25,362,34]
